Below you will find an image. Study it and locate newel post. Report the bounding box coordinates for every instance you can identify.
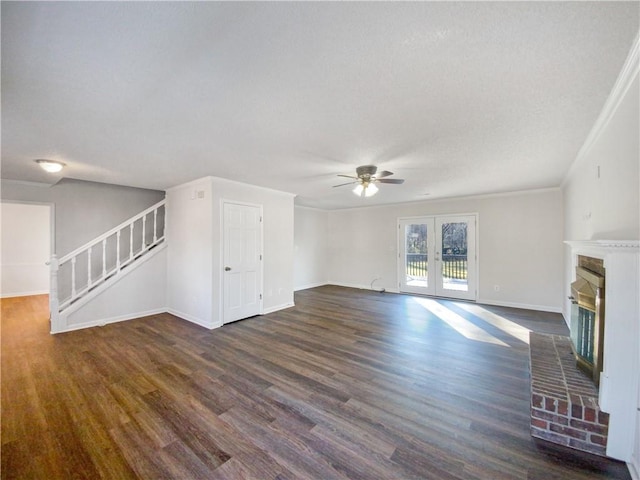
[48,255,61,333]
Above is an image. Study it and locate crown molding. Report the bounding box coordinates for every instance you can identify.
[562,31,640,186]
[326,187,560,214]
[210,176,297,198]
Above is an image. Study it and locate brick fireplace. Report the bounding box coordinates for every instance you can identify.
[529,253,611,456]
[528,240,639,466]
[529,332,609,455]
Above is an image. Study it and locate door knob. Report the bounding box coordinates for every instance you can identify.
[225,267,231,271]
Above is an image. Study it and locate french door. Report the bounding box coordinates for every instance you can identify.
[398,215,477,301]
[223,202,262,324]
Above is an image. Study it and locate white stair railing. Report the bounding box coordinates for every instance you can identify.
[49,200,166,323]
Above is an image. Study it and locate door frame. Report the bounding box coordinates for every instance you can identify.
[220,199,264,324]
[397,213,479,301]
[0,200,55,299]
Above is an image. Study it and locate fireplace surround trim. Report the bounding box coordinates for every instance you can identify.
[570,263,605,386]
[564,240,639,462]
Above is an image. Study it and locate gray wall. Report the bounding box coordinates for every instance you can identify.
[1,178,165,256]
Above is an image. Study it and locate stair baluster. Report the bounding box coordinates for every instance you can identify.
[50,199,166,317]
[87,247,92,288]
[102,239,107,279]
[116,231,121,270]
[142,215,146,251]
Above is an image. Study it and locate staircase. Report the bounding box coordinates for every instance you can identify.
[49,200,166,333]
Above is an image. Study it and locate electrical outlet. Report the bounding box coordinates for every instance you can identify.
[494,285,500,292]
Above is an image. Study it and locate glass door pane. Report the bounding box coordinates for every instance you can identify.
[405,223,428,289]
[439,221,468,292]
[398,218,434,295]
[435,215,476,301]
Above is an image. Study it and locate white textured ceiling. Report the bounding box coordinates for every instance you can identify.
[2,2,638,209]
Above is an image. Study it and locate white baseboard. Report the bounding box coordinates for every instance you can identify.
[1,290,48,299]
[476,298,562,313]
[167,308,219,330]
[53,308,166,334]
[328,281,394,292]
[629,460,639,480]
[53,306,221,334]
[326,284,561,313]
[262,302,295,315]
[59,243,167,319]
[328,281,370,290]
[294,282,328,291]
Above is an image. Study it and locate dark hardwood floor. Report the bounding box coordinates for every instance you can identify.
[1,286,631,479]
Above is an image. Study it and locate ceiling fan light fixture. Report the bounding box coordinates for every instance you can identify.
[365,183,378,197]
[352,182,379,197]
[35,159,65,173]
[338,164,402,198]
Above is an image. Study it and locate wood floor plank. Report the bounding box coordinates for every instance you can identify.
[1,288,632,479]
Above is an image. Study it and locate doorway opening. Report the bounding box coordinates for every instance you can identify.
[1,202,53,298]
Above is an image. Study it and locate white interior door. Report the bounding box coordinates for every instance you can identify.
[399,215,477,301]
[223,202,262,324]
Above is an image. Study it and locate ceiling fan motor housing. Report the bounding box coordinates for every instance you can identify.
[356,165,377,179]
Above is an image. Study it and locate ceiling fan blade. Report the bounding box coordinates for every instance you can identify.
[376,170,394,178]
[332,181,358,188]
[337,174,358,179]
[377,178,405,184]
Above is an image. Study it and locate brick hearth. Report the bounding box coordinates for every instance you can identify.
[529,332,609,456]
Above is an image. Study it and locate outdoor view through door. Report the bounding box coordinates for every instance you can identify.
[398,215,477,301]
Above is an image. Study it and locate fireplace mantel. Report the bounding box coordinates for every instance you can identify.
[565,240,639,462]
[565,239,639,253]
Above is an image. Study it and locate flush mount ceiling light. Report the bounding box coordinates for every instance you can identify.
[35,159,65,173]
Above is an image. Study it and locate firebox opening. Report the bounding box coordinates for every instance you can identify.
[569,256,605,388]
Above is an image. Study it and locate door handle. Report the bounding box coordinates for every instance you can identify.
[225,267,231,271]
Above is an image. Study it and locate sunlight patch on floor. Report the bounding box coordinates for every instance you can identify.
[413,297,509,347]
[454,303,531,345]
[407,315,430,332]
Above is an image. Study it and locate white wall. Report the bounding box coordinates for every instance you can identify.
[166,176,295,328]
[563,38,639,322]
[294,206,328,290]
[59,247,167,332]
[563,77,639,244]
[166,178,214,328]
[562,37,639,466]
[210,177,295,321]
[328,188,564,312]
[1,202,51,297]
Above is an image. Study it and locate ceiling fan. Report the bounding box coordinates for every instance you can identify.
[333,165,405,197]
